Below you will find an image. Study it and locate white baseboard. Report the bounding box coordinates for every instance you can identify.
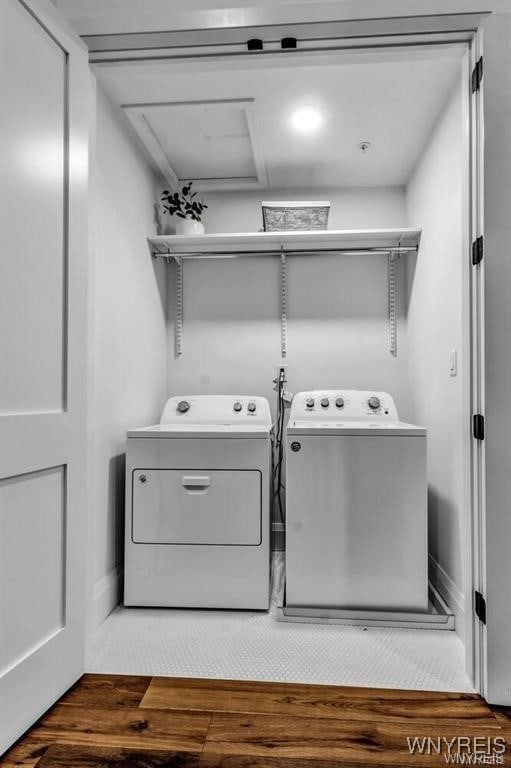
[92,564,123,631]
[428,554,465,638]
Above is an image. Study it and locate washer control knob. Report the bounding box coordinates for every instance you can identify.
[247,402,257,413]
[335,397,345,409]
[139,474,147,484]
[233,401,243,412]
[320,398,329,408]
[368,396,381,410]
[305,398,315,409]
[177,400,190,413]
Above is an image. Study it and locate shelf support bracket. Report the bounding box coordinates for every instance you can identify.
[388,250,398,357]
[174,255,183,357]
[280,247,287,358]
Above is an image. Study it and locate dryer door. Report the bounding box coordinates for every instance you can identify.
[132,468,261,545]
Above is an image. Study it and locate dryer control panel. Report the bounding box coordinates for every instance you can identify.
[290,390,399,422]
[160,395,272,426]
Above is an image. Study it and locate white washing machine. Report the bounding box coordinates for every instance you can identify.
[125,395,272,609]
[285,390,428,613]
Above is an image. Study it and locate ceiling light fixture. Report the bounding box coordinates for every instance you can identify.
[289,105,322,133]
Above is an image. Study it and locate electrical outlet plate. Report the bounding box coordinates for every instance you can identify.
[275,363,287,382]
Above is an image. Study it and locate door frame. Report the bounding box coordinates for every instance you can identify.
[90,20,485,693]
[84,12,486,63]
[467,28,486,699]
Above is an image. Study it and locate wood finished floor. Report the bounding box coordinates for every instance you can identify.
[2,674,511,767]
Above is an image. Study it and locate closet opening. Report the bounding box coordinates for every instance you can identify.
[88,35,482,695]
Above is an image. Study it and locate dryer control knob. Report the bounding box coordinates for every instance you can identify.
[305,398,315,409]
[335,397,344,409]
[233,401,243,412]
[247,402,257,413]
[177,400,190,413]
[368,396,381,410]
[320,398,329,408]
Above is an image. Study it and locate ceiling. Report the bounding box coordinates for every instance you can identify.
[95,48,462,190]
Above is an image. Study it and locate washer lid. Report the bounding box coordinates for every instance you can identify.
[287,420,426,437]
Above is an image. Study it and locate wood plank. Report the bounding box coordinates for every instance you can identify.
[58,674,151,709]
[5,676,509,768]
[37,744,370,768]
[203,712,509,766]
[0,739,48,768]
[140,677,497,728]
[492,707,511,730]
[28,706,210,753]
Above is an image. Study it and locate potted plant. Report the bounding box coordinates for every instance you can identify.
[161,182,208,235]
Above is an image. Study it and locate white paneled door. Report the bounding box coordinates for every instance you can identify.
[0,0,89,753]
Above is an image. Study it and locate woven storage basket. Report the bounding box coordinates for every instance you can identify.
[261,201,330,231]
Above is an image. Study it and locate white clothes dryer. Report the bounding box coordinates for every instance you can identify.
[125,395,272,609]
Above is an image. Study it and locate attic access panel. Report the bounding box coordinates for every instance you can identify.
[123,98,268,191]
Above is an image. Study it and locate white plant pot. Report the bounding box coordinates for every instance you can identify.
[176,218,205,235]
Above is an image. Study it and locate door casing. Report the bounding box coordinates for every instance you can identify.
[89,22,484,692]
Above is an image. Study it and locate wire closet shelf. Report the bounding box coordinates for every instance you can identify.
[148,229,421,357]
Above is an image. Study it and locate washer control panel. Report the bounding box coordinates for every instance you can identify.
[290,390,398,422]
[160,395,270,425]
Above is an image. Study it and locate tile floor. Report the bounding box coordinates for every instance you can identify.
[87,554,473,692]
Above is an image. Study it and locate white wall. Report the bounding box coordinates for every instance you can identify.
[163,186,406,235]
[88,87,167,636]
[205,186,407,235]
[166,187,411,418]
[405,77,467,631]
[55,0,511,38]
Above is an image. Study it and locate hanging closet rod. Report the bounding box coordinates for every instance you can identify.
[153,246,417,260]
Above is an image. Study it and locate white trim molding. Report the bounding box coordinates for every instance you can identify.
[428,554,466,639]
[92,564,124,631]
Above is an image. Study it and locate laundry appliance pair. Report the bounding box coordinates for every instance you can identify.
[124,391,427,614]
